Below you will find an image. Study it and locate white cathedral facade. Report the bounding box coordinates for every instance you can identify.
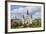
[11,7,32,25]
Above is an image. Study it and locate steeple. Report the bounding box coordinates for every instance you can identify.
[27,10,29,15]
[31,15,32,18]
[23,15,24,18]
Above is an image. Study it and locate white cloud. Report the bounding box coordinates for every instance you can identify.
[11,8,18,13]
[18,7,24,13]
[32,12,41,20]
[11,6,41,19]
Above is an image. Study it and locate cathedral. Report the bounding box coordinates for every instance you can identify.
[11,9,32,25]
[23,10,32,24]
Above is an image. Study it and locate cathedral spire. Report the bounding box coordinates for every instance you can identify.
[27,10,29,15]
[23,15,24,18]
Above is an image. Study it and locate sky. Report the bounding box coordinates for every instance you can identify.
[11,5,41,20]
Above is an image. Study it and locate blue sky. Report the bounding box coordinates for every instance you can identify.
[11,5,41,20]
